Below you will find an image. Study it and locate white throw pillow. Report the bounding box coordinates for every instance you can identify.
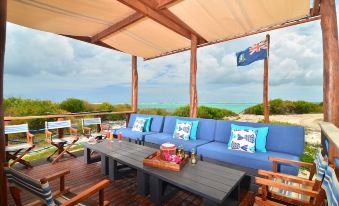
[228,129,257,153]
[132,118,146,132]
[173,121,192,141]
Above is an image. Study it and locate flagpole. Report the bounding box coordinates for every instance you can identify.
[263,34,270,123]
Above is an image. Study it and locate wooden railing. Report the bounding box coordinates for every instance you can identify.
[319,122,339,170]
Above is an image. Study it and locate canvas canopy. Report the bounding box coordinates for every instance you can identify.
[8,0,311,59]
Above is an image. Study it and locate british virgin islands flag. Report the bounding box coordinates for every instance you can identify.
[236,40,268,66]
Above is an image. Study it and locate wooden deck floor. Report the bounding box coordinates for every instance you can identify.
[7,156,255,206]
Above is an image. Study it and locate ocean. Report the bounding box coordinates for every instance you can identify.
[138,103,257,113]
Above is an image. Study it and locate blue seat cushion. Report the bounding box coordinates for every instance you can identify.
[115,128,156,141]
[145,133,211,152]
[197,142,300,175]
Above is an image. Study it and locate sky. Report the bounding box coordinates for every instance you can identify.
[4,2,337,104]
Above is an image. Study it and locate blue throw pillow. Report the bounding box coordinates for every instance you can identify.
[173,120,192,141]
[176,120,199,140]
[228,128,258,153]
[230,124,269,152]
[143,117,152,132]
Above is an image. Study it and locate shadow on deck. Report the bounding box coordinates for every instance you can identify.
[7,155,255,206]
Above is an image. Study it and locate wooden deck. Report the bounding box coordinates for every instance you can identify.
[7,155,255,206]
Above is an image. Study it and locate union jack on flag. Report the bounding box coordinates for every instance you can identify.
[236,39,268,66]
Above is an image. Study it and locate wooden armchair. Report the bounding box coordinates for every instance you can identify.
[81,118,111,138]
[5,123,35,168]
[5,167,110,206]
[45,120,79,164]
[255,150,329,206]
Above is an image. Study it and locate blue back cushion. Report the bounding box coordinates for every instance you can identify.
[128,114,164,132]
[214,120,305,156]
[163,116,216,141]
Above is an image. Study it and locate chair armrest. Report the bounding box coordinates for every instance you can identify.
[258,169,315,187]
[60,179,110,206]
[26,132,35,144]
[269,156,314,172]
[255,177,319,198]
[70,127,78,135]
[42,170,70,182]
[82,126,92,131]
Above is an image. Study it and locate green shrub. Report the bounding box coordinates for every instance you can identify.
[59,98,86,113]
[138,108,170,116]
[173,105,238,120]
[244,99,323,115]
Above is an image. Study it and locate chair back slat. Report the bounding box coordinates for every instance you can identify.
[315,150,328,181]
[82,118,101,126]
[45,120,71,130]
[5,124,29,134]
[5,167,55,205]
[322,166,339,206]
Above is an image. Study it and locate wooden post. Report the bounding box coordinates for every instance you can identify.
[321,0,339,127]
[263,34,270,123]
[0,0,7,205]
[131,55,138,113]
[190,34,198,118]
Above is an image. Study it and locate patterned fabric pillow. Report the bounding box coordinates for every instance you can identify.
[173,121,192,141]
[228,128,257,153]
[132,118,146,132]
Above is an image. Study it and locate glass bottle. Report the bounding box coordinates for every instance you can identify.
[179,144,185,159]
[191,148,197,164]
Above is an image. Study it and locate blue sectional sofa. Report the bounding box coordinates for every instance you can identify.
[123,113,305,175]
[114,114,164,142]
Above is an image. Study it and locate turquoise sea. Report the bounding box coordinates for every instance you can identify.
[138,103,257,113]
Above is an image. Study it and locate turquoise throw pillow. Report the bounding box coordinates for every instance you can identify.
[143,117,152,132]
[176,120,199,140]
[230,124,269,152]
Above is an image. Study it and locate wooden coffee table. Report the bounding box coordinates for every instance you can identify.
[83,140,245,206]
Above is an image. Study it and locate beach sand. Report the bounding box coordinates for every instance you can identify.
[228,113,323,144]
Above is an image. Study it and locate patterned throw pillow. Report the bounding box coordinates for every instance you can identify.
[173,121,192,141]
[228,128,258,153]
[132,118,146,132]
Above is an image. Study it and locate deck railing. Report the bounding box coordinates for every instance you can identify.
[319,122,339,172]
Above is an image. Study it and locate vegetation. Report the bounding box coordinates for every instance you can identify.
[60,98,86,113]
[173,105,238,120]
[257,120,300,126]
[244,99,323,115]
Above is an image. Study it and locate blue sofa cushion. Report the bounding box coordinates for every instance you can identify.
[128,114,164,132]
[144,133,210,152]
[115,128,156,141]
[197,142,300,175]
[214,120,304,156]
[163,116,216,141]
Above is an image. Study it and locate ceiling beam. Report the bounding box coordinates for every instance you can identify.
[117,0,192,40]
[91,12,144,43]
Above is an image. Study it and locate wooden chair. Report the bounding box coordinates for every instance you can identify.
[255,150,329,206]
[81,118,111,138]
[45,120,79,164]
[5,123,35,168]
[5,167,110,206]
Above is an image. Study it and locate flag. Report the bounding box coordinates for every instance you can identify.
[236,40,268,66]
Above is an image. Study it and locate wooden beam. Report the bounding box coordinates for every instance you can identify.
[117,0,191,40]
[189,34,198,118]
[61,35,121,52]
[0,0,7,204]
[320,0,339,127]
[131,56,138,113]
[311,0,320,16]
[263,34,270,123]
[91,12,144,43]
[155,0,181,9]
[144,16,320,61]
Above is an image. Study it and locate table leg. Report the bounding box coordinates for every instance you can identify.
[203,198,218,206]
[150,176,163,206]
[108,159,118,180]
[100,154,109,175]
[84,148,91,164]
[137,170,149,196]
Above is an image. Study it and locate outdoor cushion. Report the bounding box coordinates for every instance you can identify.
[6,143,32,152]
[115,128,156,141]
[131,117,146,132]
[173,120,192,140]
[144,133,210,152]
[197,142,300,175]
[128,113,164,132]
[163,116,216,141]
[228,127,257,153]
[213,120,304,156]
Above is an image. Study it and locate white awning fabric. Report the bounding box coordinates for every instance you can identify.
[7,0,310,59]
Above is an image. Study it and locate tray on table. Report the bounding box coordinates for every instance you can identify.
[143,151,188,172]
